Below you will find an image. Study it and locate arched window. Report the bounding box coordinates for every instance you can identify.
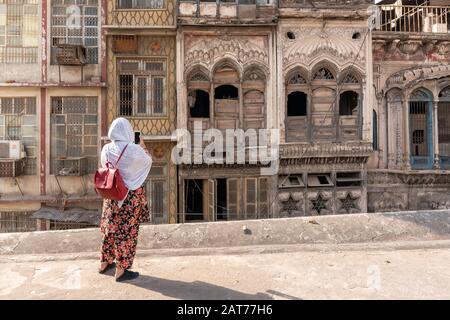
[438,86,450,167]
[188,90,210,118]
[409,88,433,169]
[339,91,359,116]
[287,91,307,116]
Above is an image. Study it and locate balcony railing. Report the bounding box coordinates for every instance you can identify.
[375,4,450,34]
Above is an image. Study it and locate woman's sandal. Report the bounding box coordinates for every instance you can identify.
[115,270,140,282]
[99,262,116,274]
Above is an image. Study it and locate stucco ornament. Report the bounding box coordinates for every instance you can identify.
[184,35,268,70]
[282,27,366,70]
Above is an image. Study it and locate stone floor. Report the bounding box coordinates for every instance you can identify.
[1,241,450,300]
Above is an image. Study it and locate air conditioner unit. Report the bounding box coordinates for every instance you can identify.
[55,44,87,66]
[0,141,23,159]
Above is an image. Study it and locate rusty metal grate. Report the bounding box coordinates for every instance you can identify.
[0,97,37,175]
[0,158,26,177]
[0,211,36,233]
[0,0,39,64]
[50,96,98,175]
[112,35,137,54]
[51,0,99,64]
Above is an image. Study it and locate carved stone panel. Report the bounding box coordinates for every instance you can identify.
[184,34,269,71]
[281,26,367,71]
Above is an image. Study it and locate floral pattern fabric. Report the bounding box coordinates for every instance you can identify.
[100,187,149,270]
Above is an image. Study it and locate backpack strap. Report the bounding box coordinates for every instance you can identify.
[115,143,129,166]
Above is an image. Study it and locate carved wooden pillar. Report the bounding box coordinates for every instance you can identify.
[387,92,403,169]
[210,82,215,128]
[403,94,411,170]
[238,79,243,129]
[433,100,440,168]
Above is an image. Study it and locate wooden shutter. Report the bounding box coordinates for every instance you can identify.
[153,77,164,115]
[244,178,257,219]
[208,179,216,222]
[258,177,269,219]
[227,178,239,220]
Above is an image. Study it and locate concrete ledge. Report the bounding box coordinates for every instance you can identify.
[1,210,450,255]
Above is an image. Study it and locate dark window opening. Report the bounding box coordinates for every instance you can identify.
[119,74,133,116]
[409,101,429,157]
[216,179,227,221]
[336,172,362,187]
[189,90,210,118]
[185,179,204,221]
[287,91,307,116]
[214,85,238,100]
[339,91,359,116]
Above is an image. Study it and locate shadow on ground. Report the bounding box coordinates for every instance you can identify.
[125,274,300,300]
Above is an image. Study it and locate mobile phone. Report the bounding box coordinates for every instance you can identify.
[134,131,141,144]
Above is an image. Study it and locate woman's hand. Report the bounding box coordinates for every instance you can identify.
[139,139,151,156]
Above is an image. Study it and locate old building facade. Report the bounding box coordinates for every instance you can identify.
[104,0,178,224]
[0,0,449,232]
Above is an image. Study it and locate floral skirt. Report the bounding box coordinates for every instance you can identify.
[100,187,149,270]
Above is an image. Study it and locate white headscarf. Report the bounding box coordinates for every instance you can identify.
[101,118,152,193]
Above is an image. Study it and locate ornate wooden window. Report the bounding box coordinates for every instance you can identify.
[0,0,39,64]
[0,97,37,175]
[438,86,450,167]
[116,0,165,9]
[243,67,266,130]
[409,88,433,169]
[118,59,166,117]
[51,0,99,64]
[50,96,98,175]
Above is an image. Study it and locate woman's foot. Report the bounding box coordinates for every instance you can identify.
[115,268,139,282]
[99,262,115,274]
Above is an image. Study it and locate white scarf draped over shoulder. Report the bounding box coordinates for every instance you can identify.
[101,118,152,192]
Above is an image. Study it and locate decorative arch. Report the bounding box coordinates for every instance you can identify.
[409,87,433,169]
[285,66,309,85]
[212,58,242,81]
[439,86,450,100]
[310,60,339,81]
[185,64,210,83]
[339,68,363,84]
[243,67,267,82]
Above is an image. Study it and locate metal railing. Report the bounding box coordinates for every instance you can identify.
[375,4,450,34]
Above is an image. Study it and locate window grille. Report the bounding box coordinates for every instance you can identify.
[0,211,36,233]
[0,0,39,64]
[51,0,99,64]
[0,97,37,175]
[312,68,335,80]
[287,73,307,85]
[145,177,167,224]
[116,0,165,9]
[118,59,166,117]
[342,73,359,84]
[50,96,98,175]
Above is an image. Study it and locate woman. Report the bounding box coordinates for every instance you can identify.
[98,118,152,282]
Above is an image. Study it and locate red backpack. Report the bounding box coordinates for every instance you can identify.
[94,144,129,201]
